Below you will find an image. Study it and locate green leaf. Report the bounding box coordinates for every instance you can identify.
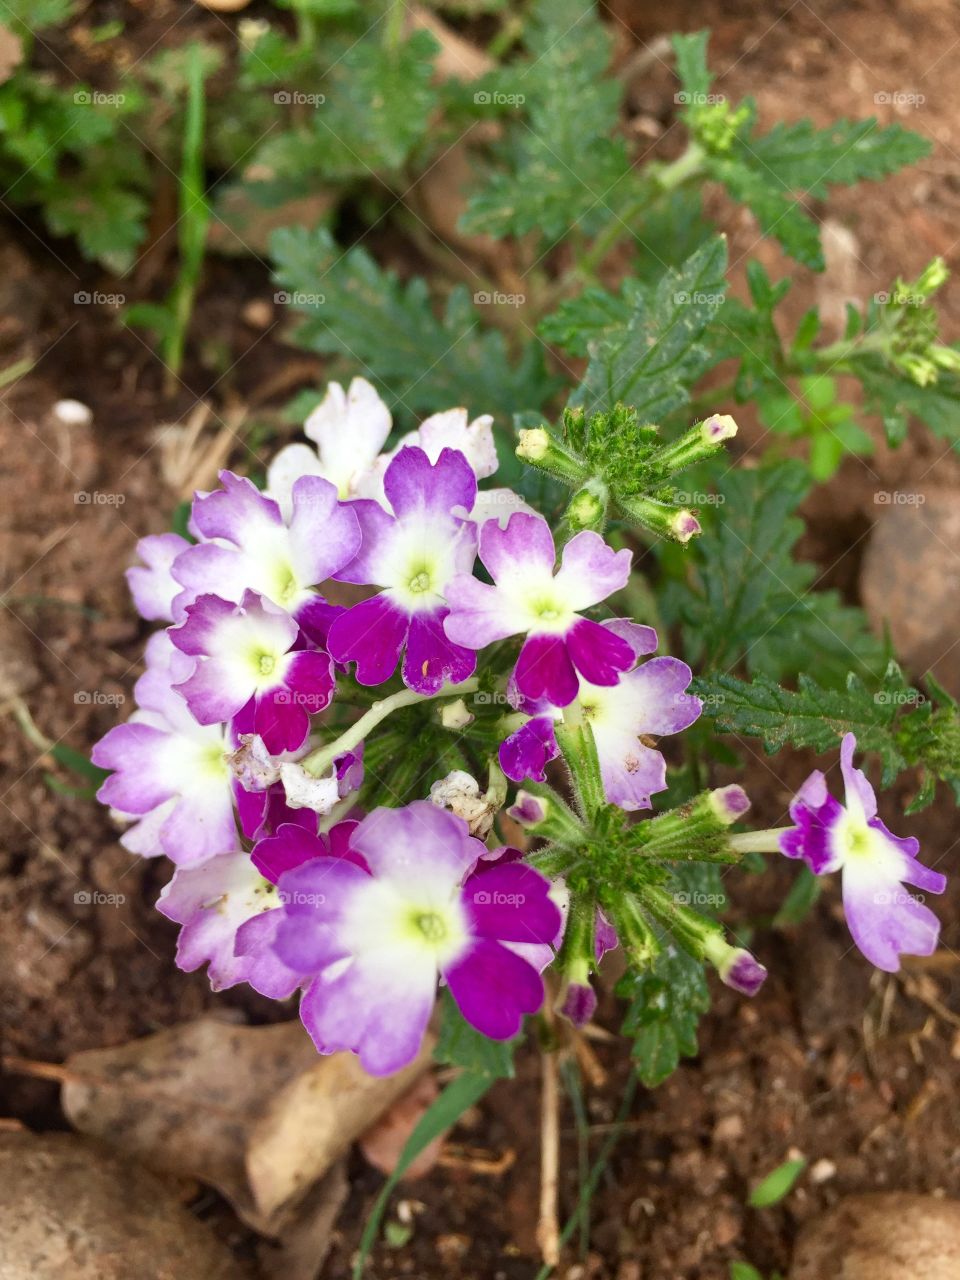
[748,1156,807,1207]
[434,990,519,1078]
[659,459,884,682]
[695,667,901,759]
[3,0,75,29]
[459,0,631,244]
[571,236,728,417]
[251,30,439,186]
[671,31,713,103]
[743,117,930,195]
[710,116,929,270]
[693,663,934,788]
[619,946,710,1087]
[730,1263,765,1280]
[773,865,821,928]
[857,355,960,450]
[270,225,560,423]
[354,1071,493,1279]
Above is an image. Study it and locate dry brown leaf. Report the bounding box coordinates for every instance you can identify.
[0,1130,241,1279]
[60,1016,435,1235]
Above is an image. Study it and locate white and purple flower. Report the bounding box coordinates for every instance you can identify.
[780,733,946,971]
[92,632,238,865]
[326,446,479,694]
[266,376,394,512]
[444,512,633,707]
[171,589,335,753]
[273,802,561,1075]
[499,622,701,809]
[126,532,192,623]
[170,470,360,644]
[158,852,302,998]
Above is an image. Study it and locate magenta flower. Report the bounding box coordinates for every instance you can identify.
[326,446,479,695]
[92,632,238,865]
[499,621,701,808]
[171,589,334,753]
[170,470,360,642]
[444,512,633,707]
[273,802,561,1075]
[780,733,946,971]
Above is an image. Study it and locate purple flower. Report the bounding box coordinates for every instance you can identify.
[326,446,479,695]
[273,802,561,1075]
[126,533,191,622]
[92,632,238,865]
[158,853,301,998]
[170,470,361,636]
[780,733,946,971]
[444,513,633,707]
[499,622,701,809]
[171,589,334,753]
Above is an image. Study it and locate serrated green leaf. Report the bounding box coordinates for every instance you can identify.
[619,946,710,1087]
[459,0,634,244]
[857,355,960,449]
[693,666,908,783]
[270,225,560,423]
[659,459,884,682]
[671,31,713,103]
[434,990,519,1078]
[743,117,930,195]
[571,236,728,417]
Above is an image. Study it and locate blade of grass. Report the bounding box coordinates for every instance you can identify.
[353,1070,493,1280]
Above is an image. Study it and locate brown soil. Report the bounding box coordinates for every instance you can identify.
[2,2,959,1278]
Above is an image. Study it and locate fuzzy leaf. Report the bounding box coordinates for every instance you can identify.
[571,236,728,417]
[619,946,710,1087]
[270,225,560,423]
[459,0,631,243]
[659,459,883,682]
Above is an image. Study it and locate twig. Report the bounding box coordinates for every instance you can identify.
[536,1047,561,1269]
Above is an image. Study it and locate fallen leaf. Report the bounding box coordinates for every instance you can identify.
[257,1161,349,1280]
[360,1071,444,1180]
[60,1016,434,1234]
[0,1130,240,1279]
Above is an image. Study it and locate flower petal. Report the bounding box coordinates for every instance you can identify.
[554,530,632,610]
[326,595,408,686]
[444,939,545,1039]
[402,609,477,694]
[384,446,477,520]
[514,633,580,707]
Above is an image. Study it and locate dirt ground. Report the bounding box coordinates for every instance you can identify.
[2,1,960,1277]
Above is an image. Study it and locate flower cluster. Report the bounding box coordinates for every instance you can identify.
[92,379,947,1076]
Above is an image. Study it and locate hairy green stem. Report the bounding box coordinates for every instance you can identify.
[301,678,479,776]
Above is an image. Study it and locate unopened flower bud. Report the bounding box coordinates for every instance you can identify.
[671,509,702,543]
[517,427,549,462]
[703,935,768,997]
[507,789,547,827]
[701,413,738,443]
[558,980,597,1027]
[708,784,750,826]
